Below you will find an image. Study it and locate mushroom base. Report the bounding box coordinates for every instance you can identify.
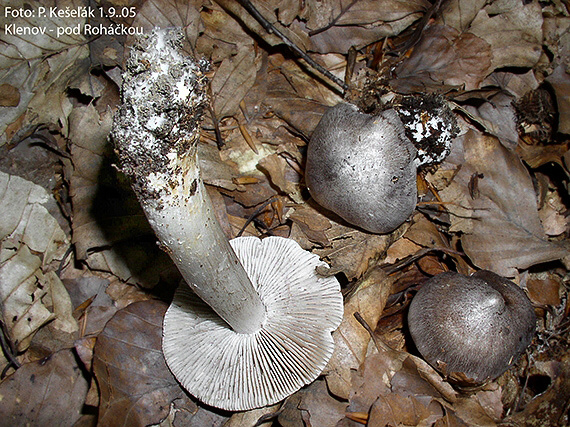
[162,236,343,411]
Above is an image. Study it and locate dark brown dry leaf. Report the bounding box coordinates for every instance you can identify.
[129,0,204,48]
[0,83,20,107]
[468,1,543,70]
[347,346,407,416]
[305,0,427,54]
[391,24,493,93]
[264,54,343,137]
[288,204,332,247]
[93,300,200,427]
[211,48,261,119]
[368,393,445,427]
[0,349,88,425]
[278,379,346,427]
[526,273,563,307]
[474,387,504,422]
[450,396,498,427]
[463,92,519,150]
[297,379,347,427]
[439,130,570,277]
[325,267,395,399]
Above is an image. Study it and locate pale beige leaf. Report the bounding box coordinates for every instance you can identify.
[0,171,69,350]
[0,0,89,145]
[0,243,53,351]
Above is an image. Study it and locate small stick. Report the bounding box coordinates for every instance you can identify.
[236,0,348,91]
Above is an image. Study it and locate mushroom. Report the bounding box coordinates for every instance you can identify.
[305,97,458,234]
[407,270,536,385]
[305,103,418,234]
[111,28,343,411]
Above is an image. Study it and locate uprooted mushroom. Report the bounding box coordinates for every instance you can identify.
[306,95,458,234]
[111,28,343,411]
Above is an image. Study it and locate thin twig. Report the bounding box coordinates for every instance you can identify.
[388,0,444,55]
[237,197,277,237]
[354,311,394,353]
[0,320,20,377]
[308,0,359,36]
[382,247,464,275]
[236,0,348,91]
[208,104,225,149]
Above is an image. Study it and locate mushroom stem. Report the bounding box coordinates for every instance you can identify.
[111,28,265,334]
[144,157,266,334]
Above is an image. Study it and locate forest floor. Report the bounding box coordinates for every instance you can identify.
[0,0,569,426]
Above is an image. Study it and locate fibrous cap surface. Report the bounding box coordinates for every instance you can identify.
[306,103,417,234]
[408,271,536,384]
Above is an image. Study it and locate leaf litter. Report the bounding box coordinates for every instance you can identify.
[0,0,570,426]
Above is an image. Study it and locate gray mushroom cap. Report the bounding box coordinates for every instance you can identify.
[407,271,536,385]
[305,103,418,234]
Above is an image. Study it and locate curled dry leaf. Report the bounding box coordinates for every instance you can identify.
[0,349,88,426]
[392,24,493,93]
[462,92,519,150]
[325,267,395,399]
[439,130,570,277]
[0,0,89,145]
[69,104,174,287]
[258,153,303,203]
[306,0,427,54]
[130,0,203,47]
[93,300,203,427]
[0,171,70,351]
[211,48,261,119]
